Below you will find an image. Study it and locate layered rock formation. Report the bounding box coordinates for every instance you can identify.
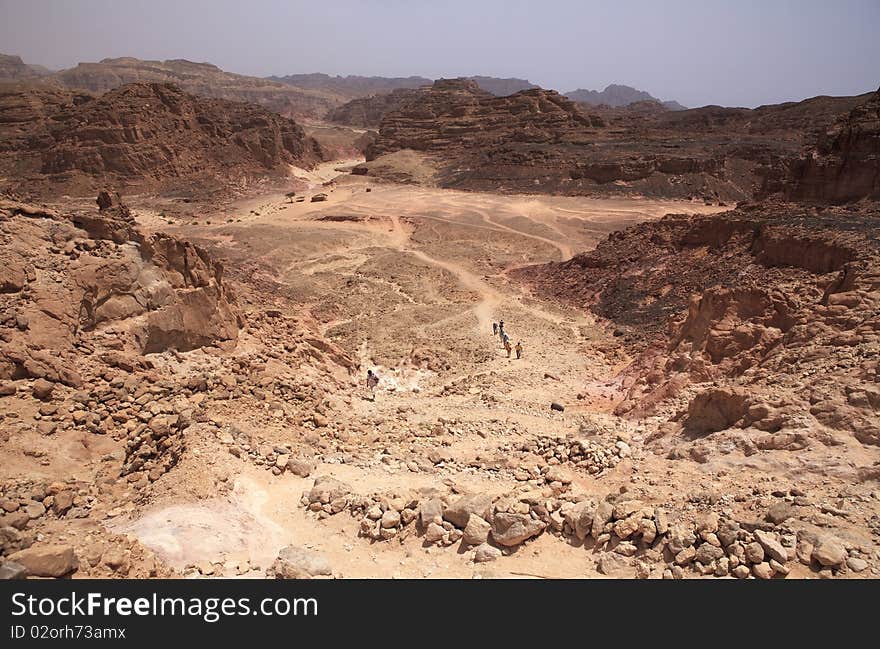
[515,202,880,454]
[327,87,423,128]
[361,79,874,200]
[51,57,336,118]
[0,82,324,195]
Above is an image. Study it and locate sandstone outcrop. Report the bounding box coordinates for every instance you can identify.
[515,202,880,452]
[0,193,240,379]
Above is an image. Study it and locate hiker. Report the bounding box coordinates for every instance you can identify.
[515,341,523,359]
[502,331,510,346]
[498,320,505,337]
[366,369,379,400]
[493,322,498,336]
[504,339,512,358]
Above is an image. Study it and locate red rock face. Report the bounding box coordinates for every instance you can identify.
[780,88,880,203]
[0,82,324,195]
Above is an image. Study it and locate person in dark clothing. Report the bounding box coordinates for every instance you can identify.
[366,369,379,400]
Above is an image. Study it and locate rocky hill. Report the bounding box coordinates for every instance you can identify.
[326,77,543,128]
[514,200,880,459]
[1,192,240,374]
[566,84,686,110]
[0,81,324,196]
[327,87,423,128]
[364,78,598,158]
[358,79,874,200]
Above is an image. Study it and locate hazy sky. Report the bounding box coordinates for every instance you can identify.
[2,0,878,108]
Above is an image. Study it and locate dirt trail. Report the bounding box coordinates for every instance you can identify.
[123,175,728,578]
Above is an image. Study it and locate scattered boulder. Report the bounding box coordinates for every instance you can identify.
[811,535,847,567]
[443,493,493,528]
[473,543,502,563]
[0,560,27,580]
[268,546,332,579]
[9,544,78,578]
[286,457,315,478]
[462,514,491,546]
[31,379,55,401]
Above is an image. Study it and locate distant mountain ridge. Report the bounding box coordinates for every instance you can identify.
[466,76,539,96]
[268,73,432,100]
[566,84,686,110]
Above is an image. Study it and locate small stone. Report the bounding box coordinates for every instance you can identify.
[695,543,725,564]
[419,499,444,528]
[766,501,796,524]
[591,501,614,539]
[769,559,789,576]
[473,544,502,563]
[366,505,383,520]
[443,493,493,528]
[753,529,787,563]
[462,514,491,546]
[812,535,847,567]
[286,458,315,477]
[596,552,629,576]
[796,542,814,565]
[32,379,55,401]
[268,546,331,579]
[490,512,546,547]
[425,522,446,544]
[9,544,78,578]
[674,546,696,566]
[380,510,401,529]
[0,560,28,579]
[751,562,774,579]
[846,557,868,573]
[745,541,765,564]
[732,565,751,579]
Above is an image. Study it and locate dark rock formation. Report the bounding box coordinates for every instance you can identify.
[777,88,880,203]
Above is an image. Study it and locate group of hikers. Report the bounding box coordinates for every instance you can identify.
[492,319,523,359]
[363,317,524,400]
